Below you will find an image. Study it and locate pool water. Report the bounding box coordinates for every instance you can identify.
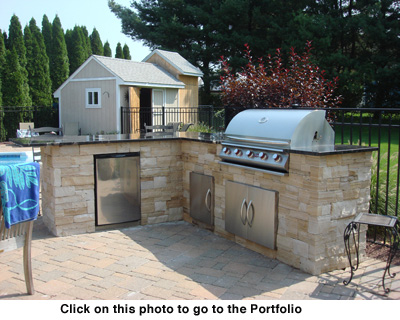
[0,151,34,164]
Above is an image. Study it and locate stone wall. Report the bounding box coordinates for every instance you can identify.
[41,140,183,236]
[41,139,373,275]
[181,141,373,275]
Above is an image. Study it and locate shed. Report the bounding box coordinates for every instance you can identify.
[53,50,203,135]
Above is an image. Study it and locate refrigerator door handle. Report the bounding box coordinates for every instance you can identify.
[205,188,212,211]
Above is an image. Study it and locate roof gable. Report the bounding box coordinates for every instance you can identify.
[54,54,186,95]
[143,50,203,77]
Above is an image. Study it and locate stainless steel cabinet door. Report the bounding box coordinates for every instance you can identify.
[190,172,214,225]
[95,154,140,226]
[246,185,278,249]
[225,181,278,250]
[225,180,248,239]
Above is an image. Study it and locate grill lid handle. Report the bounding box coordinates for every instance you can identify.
[225,135,290,147]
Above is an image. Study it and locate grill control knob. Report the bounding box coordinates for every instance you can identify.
[234,148,242,156]
[222,147,231,155]
[246,150,254,158]
[259,152,268,160]
[272,154,282,163]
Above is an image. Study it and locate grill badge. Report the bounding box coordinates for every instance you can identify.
[258,117,269,124]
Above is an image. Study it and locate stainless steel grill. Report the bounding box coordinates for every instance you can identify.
[219,109,335,175]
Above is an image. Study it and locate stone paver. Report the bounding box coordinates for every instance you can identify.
[1,218,399,300]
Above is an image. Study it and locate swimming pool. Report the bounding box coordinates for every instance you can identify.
[0,151,34,164]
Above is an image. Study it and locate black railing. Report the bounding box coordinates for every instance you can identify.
[120,105,225,134]
[0,105,59,141]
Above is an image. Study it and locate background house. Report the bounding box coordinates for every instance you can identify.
[53,50,203,135]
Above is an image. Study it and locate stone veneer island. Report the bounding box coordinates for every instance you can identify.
[18,132,376,275]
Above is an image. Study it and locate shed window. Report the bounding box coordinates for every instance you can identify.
[86,88,101,108]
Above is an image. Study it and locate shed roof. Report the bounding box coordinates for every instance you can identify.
[93,55,185,88]
[143,49,203,77]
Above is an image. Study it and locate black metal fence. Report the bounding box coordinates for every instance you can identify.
[0,105,59,141]
[121,105,225,133]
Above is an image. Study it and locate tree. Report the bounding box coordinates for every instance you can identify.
[108,0,310,103]
[7,14,31,109]
[41,14,52,58]
[2,48,32,135]
[109,0,400,107]
[115,42,124,58]
[90,28,103,55]
[8,15,27,68]
[0,31,4,140]
[50,15,69,93]
[65,26,89,74]
[25,18,52,106]
[123,44,131,60]
[103,41,112,57]
[220,43,342,109]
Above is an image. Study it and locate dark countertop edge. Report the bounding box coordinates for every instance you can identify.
[11,135,377,155]
[288,145,378,156]
[10,134,216,148]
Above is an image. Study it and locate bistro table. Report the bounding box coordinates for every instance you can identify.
[343,212,399,293]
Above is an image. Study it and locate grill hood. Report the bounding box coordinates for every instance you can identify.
[219,109,335,175]
[223,109,334,150]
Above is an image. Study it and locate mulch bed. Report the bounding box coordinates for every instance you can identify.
[366,240,400,266]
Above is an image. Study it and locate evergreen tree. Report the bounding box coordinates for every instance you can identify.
[26,18,52,106]
[103,41,112,57]
[90,28,103,55]
[7,14,31,109]
[50,15,69,93]
[8,15,27,69]
[2,48,32,134]
[0,31,4,140]
[3,48,31,106]
[41,14,52,58]
[0,29,6,74]
[66,26,88,74]
[81,26,92,58]
[122,44,131,60]
[115,42,124,58]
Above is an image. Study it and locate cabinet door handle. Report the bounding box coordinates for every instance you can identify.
[240,198,247,225]
[205,188,212,211]
[246,200,254,227]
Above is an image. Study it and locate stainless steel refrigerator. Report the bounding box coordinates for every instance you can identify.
[94,153,140,226]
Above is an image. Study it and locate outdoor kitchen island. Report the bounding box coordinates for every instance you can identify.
[15,131,377,276]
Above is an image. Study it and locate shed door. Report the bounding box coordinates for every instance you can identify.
[152,89,164,125]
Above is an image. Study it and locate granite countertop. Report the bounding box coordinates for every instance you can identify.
[12,131,220,146]
[11,132,377,155]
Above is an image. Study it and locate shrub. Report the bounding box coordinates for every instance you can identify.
[220,41,342,110]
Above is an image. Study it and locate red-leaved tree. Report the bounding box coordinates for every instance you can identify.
[220,41,342,109]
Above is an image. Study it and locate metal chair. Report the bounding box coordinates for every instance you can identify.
[180,123,194,132]
[0,206,35,295]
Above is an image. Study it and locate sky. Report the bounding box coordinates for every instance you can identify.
[0,0,151,61]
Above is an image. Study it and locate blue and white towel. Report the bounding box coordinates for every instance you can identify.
[0,162,40,229]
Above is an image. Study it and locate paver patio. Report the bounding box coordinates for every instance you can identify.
[1,142,399,300]
[1,217,399,300]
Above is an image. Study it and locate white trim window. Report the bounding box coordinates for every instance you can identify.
[86,88,101,108]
